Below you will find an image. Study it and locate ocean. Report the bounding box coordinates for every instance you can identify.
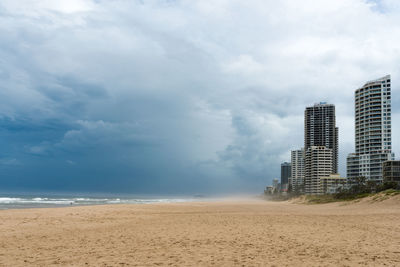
[0,193,203,210]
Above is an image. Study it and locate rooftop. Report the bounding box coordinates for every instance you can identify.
[362,74,390,88]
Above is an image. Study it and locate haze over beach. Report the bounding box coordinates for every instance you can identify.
[1,0,400,266]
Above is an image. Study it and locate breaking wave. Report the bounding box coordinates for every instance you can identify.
[0,196,196,209]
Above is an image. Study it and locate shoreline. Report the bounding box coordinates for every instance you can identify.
[0,196,214,211]
[0,194,263,211]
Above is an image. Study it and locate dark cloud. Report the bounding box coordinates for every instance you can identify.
[0,0,399,194]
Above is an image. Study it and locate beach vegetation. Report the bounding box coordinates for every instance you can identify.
[263,177,400,204]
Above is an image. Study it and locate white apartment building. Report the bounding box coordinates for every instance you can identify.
[290,148,304,191]
[347,75,395,182]
[305,146,333,195]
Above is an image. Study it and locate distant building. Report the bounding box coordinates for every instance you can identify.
[272,178,279,190]
[264,186,275,195]
[281,162,291,190]
[265,178,280,195]
[305,146,333,195]
[320,174,347,194]
[305,102,338,173]
[346,75,395,182]
[346,153,359,179]
[383,160,400,184]
[290,149,305,191]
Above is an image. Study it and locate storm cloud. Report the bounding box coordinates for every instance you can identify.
[0,0,399,194]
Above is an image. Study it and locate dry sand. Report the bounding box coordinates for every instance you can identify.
[0,196,400,266]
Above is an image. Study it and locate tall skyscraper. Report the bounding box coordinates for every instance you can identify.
[290,149,304,191]
[280,162,291,189]
[347,75,395,182]
[304,103,339,173]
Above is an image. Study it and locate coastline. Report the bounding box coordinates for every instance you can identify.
[1,197,399,266]
[0,196,206,210]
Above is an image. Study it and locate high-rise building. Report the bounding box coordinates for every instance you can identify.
[305,102,339,173]
[290,149,305,191]
[346,153,359,179]
[280,162,291,190]
[305,146,333,195]
[346,75,395,182]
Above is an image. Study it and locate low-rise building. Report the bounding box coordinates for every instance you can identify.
[320,174,347,194]
[264,186,275,195]
[383,160,400,184]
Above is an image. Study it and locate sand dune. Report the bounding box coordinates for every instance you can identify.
[1,196,400,266]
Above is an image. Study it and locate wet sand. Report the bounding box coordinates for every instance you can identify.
[0,197,399,266]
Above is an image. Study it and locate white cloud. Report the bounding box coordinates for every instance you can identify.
[0,0,94,15]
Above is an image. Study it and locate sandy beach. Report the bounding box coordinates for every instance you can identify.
[0,197,399,266]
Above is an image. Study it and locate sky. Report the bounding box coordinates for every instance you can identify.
[0,0,399,194]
